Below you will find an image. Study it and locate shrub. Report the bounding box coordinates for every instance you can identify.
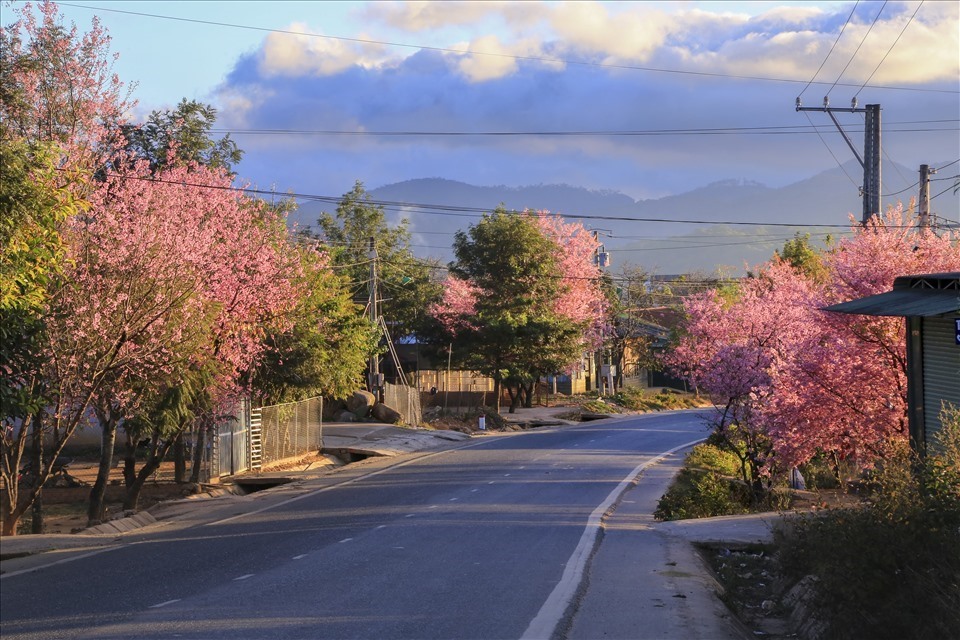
[776,406,960,639]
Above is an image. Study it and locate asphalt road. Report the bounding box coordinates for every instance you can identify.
[0,410,712,640]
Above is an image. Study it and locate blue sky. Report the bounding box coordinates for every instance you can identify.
[35,1,960,208]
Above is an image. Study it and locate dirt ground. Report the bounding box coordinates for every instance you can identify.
[3,460,201,536]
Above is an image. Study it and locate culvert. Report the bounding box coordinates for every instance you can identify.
[231,477,294,494]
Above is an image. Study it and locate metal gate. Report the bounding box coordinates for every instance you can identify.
[249,396,323,471]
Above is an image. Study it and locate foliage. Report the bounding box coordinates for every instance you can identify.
[313,181,442,344]
[121,98,242,174]
[250,237,377,404]
[654,444,757,520]
[0,0,134,170]
[774,232,829,282]
[429,208,606,411]
[613,387,709,412]
[776,406,960,639]
[665,207,960,483]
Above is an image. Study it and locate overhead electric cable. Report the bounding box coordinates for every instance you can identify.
[855,1,923,99]
[205,120,958,137]
[56,2,958,94]
[799,0,860,99]
[827,0,888,97]
[802,111,859,188]
[85,169,922,230]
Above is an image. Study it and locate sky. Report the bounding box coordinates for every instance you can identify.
[22,1,960,216]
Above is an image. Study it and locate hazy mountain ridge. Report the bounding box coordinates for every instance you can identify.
[289,160,957,274]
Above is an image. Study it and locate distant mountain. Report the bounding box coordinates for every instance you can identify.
[289,161,958,275]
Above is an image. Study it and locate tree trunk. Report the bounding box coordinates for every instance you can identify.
[123,429,177,511]
[506,385,519,413]
[189,421,205,484]
[522,381,535,408]
[492,377,502,413]
[29,417,44,534]
[173,434,186,484]
[88,403,118,525]
[122,430,138,488]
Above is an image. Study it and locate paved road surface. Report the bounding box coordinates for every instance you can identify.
[1,410,728,640]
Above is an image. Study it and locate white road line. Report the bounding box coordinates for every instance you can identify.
[471,488,479,492]
[449,497,459,501]
[428,505,438,509]
[520,436,705,640]
[0,545,124,580]
[234,574,254,581]
[404,514,416,518]
[376,525,387,529]
[292,554,307,560]
[338,538,353,543]
[488,481,495,484]
[204,441,491,527]
[149,599,181,609]
[504,473,511,477]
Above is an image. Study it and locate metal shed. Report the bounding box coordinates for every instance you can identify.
[824,273,960,455]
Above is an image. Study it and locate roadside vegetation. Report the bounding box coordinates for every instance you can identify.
[673,407,960,639]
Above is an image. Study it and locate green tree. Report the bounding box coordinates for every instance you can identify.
[439,209,585,412]
[122,98,242,173]
[0,140,81,534]
[249,238,377,405]
[775,232,828,282]
[314,181,442,375]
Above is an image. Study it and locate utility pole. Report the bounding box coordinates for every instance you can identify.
[797,97,881,224]
[918,164,935,229]
[367,236,382,401]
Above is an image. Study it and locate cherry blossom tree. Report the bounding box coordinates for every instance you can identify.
[666,206,960,487]
[0,0,133,171]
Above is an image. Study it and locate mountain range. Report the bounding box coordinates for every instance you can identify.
[290,160,958,275]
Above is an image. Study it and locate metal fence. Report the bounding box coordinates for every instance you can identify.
[250,396,323,471]
[383,382,422,427]
[211,398,251,479]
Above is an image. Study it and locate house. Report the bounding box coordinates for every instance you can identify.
[824,272,960,456]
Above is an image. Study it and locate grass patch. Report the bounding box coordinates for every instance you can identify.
[614,387,709,412]
[655,443,791,521]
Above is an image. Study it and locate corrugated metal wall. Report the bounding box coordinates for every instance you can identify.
[922,316,960,450]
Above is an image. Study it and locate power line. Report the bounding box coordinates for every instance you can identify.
[800,0,860,99]
[78,169,948,233]
[855,1,923,98]
[56,2,959,94]
[828,1,889,98]
[206,121,958,137]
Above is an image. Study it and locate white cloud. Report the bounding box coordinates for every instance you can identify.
[549,1,671,62]
[258,22,391,77]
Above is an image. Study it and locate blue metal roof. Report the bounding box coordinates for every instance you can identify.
[823,272,960,317]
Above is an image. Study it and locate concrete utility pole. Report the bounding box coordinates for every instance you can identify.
[918,164,935,229]
[797,97,881,224]
[368,236,382,401]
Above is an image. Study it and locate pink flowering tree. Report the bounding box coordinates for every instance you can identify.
[0,0,134,171]
[666,206,960,490]
[429,208,607,412]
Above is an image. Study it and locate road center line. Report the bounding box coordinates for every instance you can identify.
[149,599,181,609]
[520,436,705,640]
[292,554,307,560]
[234,574,254,581]
[338,538,353,543]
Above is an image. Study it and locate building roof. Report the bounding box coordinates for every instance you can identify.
[823,272,960,317]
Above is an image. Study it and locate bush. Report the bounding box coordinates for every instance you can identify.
[655,444,756,520]
[776,407,960,639]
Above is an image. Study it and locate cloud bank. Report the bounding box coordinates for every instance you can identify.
[215,1,959,204]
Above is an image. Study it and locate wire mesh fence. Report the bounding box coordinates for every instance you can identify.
[383,383,422,426]
[250,396,323,470]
